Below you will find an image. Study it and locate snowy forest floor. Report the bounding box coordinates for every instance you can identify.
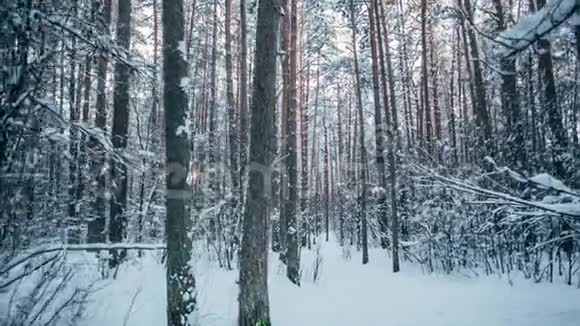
[81,239,580,326]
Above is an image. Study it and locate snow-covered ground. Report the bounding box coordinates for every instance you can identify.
[82,240,580,326]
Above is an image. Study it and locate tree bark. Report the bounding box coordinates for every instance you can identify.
[376,0,400,272]
[225,0,240,197]
[162,0,197,324]
[278,0,290,260]
[367,0,388,249]
[286,0,301,285]
[420,0,432,153]
[239,0,249,195]
[350,0,369,265]
[492,0,525,170]
[534,0,568,179]
[462,0,493,156]
[238,0,280,324]
[109,0,132,267]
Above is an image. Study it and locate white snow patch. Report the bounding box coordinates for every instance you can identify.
[177,40,187,61]
[176,125,189,138]
[180,77,190,89]
[79,240,580,326]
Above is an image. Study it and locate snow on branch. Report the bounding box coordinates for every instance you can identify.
[412,164,580,219]
[0,243,166,276]
[484,157,580,198]
[497,0,579,57]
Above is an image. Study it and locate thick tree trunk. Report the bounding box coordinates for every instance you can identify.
[462,0,493,157]
[534,0,568,179]
[109,0,131,267]
[162,0,197,324]
[492,0,525,170]
[67,0,80,244]
[238,0,280,324]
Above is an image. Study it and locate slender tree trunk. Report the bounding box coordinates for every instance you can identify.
[449,31,459,166]
[377,0,400,272]
[429,22,442,145]
[239,0,249,195]
[300,65,310,235]
[367,0,388,249]
[323,113,330,242]
[278,0,290,260]
[420,0,432,154]
[225,0,240,197]
[208,0,219,179]
[350,0,369,265]
[286,0,301,285]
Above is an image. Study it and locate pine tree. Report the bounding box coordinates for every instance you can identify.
[109,0,132,267]
[162,0,196,324]
[238,0,281,324]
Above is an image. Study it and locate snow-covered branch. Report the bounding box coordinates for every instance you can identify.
[497,0,579,57]
[0,243,166,276]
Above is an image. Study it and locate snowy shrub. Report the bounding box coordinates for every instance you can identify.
[406,164,580,284]
[0,254,89,326]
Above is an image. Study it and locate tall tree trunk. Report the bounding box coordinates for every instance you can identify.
[573,29,580,146]
[300,67,310,221]
[429,22,442,144]
[449,31,459,166]
[109,0,132,267]
[208,0,219,181]
[323,112,330,242]
[534,0,568,179]
[238,0,280,324]
[225,0,239,196]
[350,0,369,265]
[492,0,525,170]
[367,0,388,249]
[87,0,111,243]
[67,0,80,244]
[420,0,432,154]
[462,0,493,157]
[239,0,249,194]
[278,0,290,260]
[162,0,197,324]
[377,0,400,272]
[286,0,301,285]
[398,0,413,147]
[457,27,471,164]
